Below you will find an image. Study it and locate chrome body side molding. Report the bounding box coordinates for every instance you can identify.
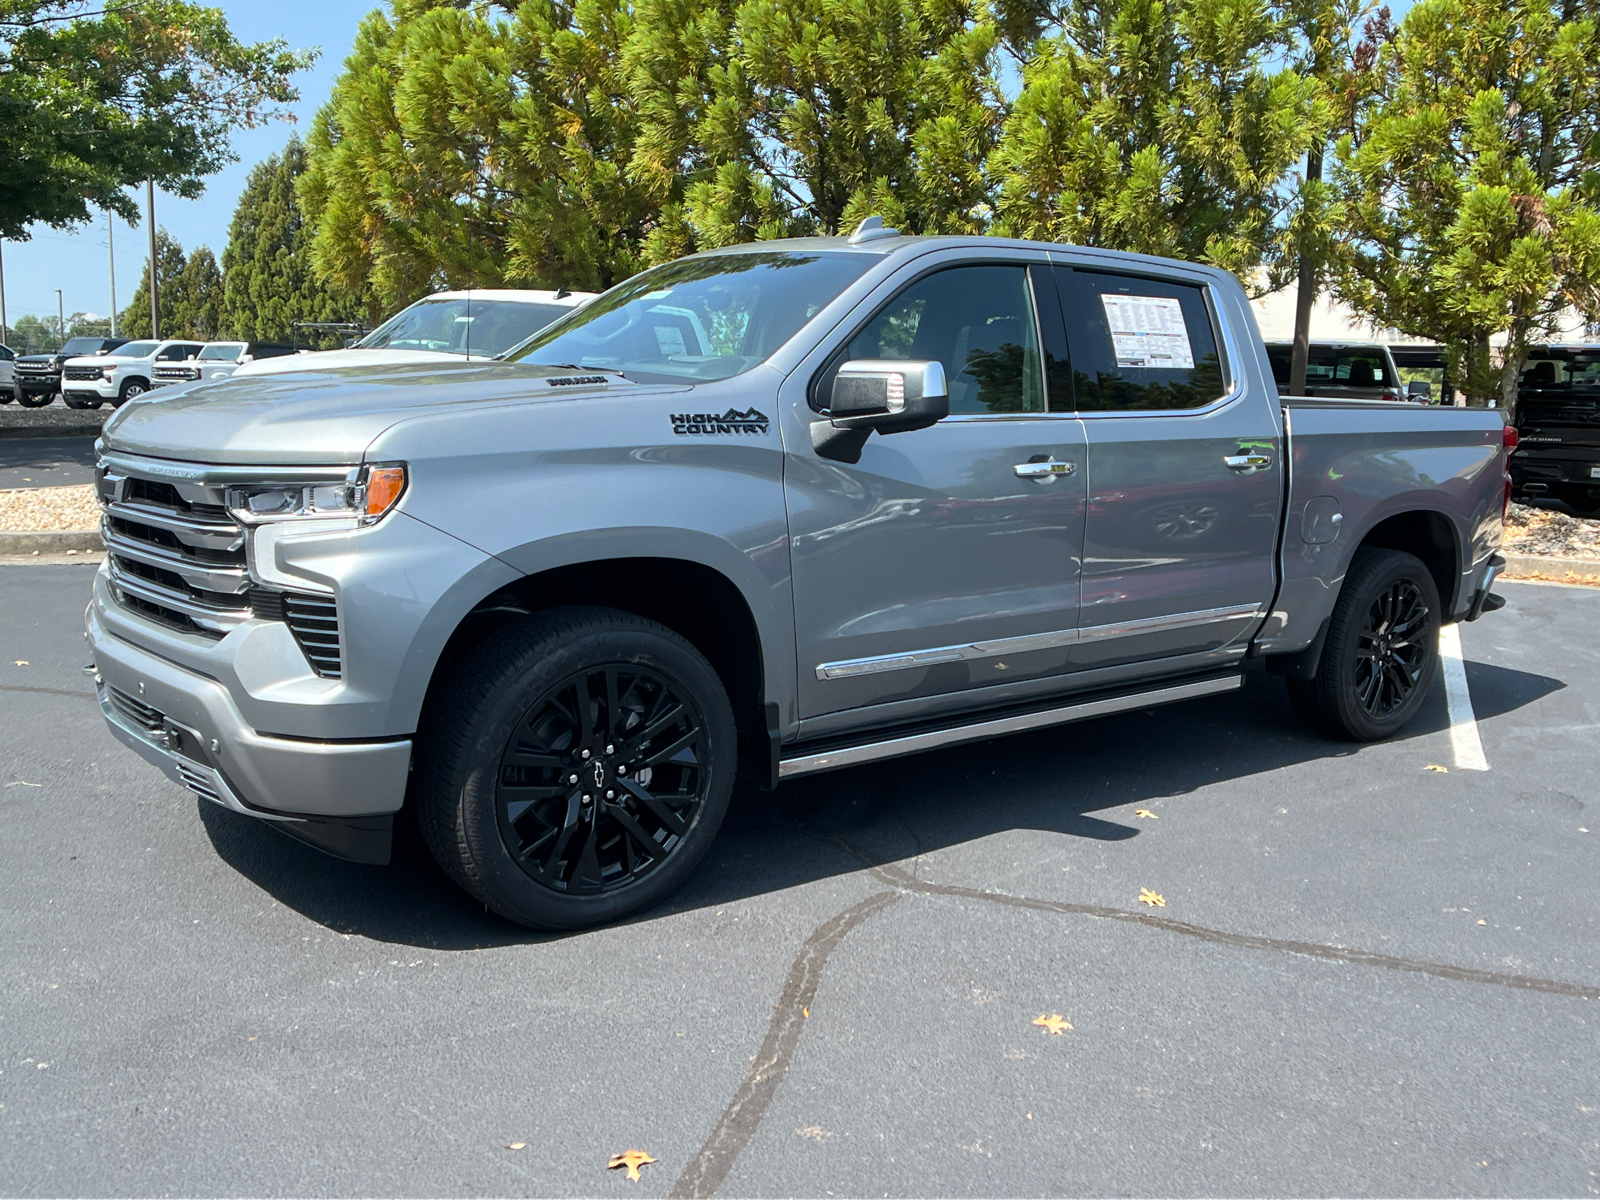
[779,673,1241,778]
[815,604,1261,680]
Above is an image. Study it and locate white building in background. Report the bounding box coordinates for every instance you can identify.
[1248,287,1596,347]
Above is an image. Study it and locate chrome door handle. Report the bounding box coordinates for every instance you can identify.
[1223,453,1273,473]
[1014,460,1077,481]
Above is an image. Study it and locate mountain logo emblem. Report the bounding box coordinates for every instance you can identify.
[670,408,771,436]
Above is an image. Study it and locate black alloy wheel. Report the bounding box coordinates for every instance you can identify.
[415,606,737,930]
[1286,547,1441,740]
[1352,578,1430,719]
[16,390,53,408]
[497,663,710,895]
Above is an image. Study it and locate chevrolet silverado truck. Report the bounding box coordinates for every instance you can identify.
[85,226,1512,931]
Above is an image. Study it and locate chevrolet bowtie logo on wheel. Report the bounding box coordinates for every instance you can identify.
[670,408,770,436]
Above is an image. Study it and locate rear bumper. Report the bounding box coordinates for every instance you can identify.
[87,601,409,861]
[1465,553,1506,621]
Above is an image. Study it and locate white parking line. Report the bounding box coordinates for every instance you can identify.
[1438,623,1488,771]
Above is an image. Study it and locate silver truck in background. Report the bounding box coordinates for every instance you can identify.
[86,227,1511,930]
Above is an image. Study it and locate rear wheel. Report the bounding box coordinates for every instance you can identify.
[1287,548,1441,740]
[414,606,737,930]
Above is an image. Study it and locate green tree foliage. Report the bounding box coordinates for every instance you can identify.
[119,229,222,340]
[300,0,654,317]
[988,0,1325,283]
[1331,0,1600,405]
[8,312,60,354]
[221,135,353,341]
[0,0,315,240]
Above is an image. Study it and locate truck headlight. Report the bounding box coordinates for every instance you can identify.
[226,464,406,526]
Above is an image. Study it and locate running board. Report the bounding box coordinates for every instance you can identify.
[778,674,1243,779]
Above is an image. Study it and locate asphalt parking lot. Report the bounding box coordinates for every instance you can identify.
[0,436,98,490]
[2,566,1596,1197]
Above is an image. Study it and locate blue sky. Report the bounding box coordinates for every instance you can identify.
[1,0,377,325]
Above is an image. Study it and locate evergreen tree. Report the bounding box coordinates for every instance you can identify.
[1331,0,1600,405]
[170,247,224,340]
[221,135,353,341]
[119,229,188,339]
[987,0,1325,283]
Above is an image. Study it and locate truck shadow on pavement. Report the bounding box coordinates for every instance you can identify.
[198,657,1562,950]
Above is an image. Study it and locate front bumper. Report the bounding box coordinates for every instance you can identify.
[87,601,409,862]
[16,374,59,394]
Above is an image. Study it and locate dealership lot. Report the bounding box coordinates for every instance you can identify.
[1,567,1596,1197]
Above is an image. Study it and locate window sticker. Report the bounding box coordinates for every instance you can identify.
[653,325,688,356]
[1099,295,1195,369]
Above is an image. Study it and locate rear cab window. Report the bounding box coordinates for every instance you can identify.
[1056,269,1227,411]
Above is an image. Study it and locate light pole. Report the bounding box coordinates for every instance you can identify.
[108,210,118,337]
[146,178,160,340]
[0,236,8,346]
[56,288,65,350]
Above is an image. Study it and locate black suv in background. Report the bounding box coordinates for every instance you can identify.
[1510,345,1600,517]
[12,336,128,406]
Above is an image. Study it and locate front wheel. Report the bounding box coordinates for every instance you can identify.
[15,391,53,408]
[63,394,102,410]
[116,379,147,405]
[1286,548,1441,740]
[413,606,737,930]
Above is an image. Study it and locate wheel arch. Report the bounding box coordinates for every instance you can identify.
[1350,506,1462,614]
[417,555,775,787]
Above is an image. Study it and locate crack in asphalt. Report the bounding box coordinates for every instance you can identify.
[864,861,1600,1001]
[0,683,95,701]
[673,841,1597,1196]
[669,891,901,1198]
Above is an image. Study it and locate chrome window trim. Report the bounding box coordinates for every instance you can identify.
[816,604,1262,680]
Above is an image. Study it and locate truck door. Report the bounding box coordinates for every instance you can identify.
[783,257,1088,725]
[1053,266,1279,670]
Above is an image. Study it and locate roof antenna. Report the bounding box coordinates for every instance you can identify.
[848,215,900,244]
[554,286,570,300]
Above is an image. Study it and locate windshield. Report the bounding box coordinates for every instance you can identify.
[110,341,157,358]
[1521,356,1600,387]
[509,251,875,382]
[356,298,570,357]
[199,343,246,361]
[61,337,114,356]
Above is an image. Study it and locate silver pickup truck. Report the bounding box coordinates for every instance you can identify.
[85,227,1512,930]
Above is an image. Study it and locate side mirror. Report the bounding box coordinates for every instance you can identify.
[186,354,197,361]
[1407,380,1433,401]
[813,359,950,462]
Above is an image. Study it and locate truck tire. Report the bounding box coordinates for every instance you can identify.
[16,390,54,408]
[115,379,147,405]
[64,394,102,410]
[1286,548,1441,740]
[413,606,738,930]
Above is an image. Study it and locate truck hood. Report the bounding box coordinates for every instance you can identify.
[231,348,466,377]
[101,359,672,465]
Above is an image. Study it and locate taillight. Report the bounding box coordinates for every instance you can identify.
[1382,392,1399,402]
[1503,425,1519,450]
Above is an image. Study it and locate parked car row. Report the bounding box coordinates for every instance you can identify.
[1508,344,1600,517]
[0,288,597,410]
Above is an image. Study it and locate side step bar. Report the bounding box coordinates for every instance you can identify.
[778,673,1242,779]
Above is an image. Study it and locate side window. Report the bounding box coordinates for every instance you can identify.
[1061,270,1226,412]
[839,265,1046,416]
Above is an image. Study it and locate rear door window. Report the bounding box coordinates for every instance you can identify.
[1058,270,1226,411]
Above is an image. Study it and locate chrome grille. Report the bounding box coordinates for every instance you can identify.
[154,366,199,382]
[282,592,342,677]
[175,761,223,805]
[97,461,251,638]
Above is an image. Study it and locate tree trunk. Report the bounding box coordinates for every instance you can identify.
[1288,143,1324,397]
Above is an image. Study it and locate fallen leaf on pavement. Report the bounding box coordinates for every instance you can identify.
[505,1142,526,1151]
[13,660,27,666]
[802,1007,809,1017]
[1033,1013,1072,1034]
[1425,764,1448,772]
[1138,888,1166,907]
[1477,919,1487,926]
[607,1150,656,1181]
[1134,809,1158,819]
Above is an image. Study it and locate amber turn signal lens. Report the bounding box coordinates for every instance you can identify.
[364,465,406,519]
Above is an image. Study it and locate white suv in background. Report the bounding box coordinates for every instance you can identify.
[231,289,596,377]
[0,343,14,403]
[152,340,298,388]
[61,338,205,408]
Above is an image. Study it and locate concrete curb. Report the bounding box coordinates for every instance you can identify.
[0,530,104,556]
[1503,553,1600,581]
[0,424,103,440]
